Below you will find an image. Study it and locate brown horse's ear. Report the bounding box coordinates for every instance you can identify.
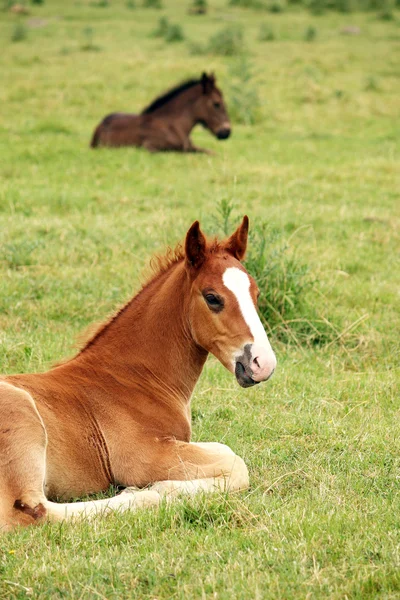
[201,72,214,94]
[185,221,207,271]
[224,216,249,261]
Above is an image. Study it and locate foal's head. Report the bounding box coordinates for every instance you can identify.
[185,217,276,388]
[195,73,231,141]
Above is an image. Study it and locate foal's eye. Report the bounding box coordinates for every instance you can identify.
[203,293,224,312]
[214,102,221,109]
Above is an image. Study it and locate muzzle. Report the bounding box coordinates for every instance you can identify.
[216,128,231,140]
[235,343,276,389]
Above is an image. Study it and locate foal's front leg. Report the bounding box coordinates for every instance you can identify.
[133,441,249,500]
[185,139,214,155]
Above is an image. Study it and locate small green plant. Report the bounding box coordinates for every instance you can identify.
[92,0,109,6]
[151,16,169,37]
[1,240,40,269]
[11,22,27,42]
[335,0,356,12]
[189,0,207,14]
[304,25,317,41]
[208,24,244,56]
[268,0,286,12]
[258,22,275,41]
[229,0,265,7]
[81,27,101,51]
[307,0,326,14]
[164,23,184,42]
[151,18,184,42]
[378,0,395,20]
[228,56,262,125]
[126,0,136,7]
[364,75,380,91]
[143,0,162,7]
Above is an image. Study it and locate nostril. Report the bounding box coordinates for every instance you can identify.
[253,357,260,369]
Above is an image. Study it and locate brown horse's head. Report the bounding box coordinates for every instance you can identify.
[185,217,276,388]
[195,72,231,141]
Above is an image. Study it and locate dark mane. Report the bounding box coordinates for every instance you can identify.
[141,79,201,115]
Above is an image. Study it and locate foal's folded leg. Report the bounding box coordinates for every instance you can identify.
[134,441,249,500]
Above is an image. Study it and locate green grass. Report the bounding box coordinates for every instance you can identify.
[0,0,399,597]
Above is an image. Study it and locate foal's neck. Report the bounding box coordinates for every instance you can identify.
[150,86,201,134]
[76,261,208,405]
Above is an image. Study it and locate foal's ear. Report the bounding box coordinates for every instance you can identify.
[224,216,249,261]
[201,72,215,94]
[185,221,207,271]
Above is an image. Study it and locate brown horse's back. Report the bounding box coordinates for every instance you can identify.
[91,112,142,148]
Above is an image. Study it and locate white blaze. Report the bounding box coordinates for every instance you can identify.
[222,267,276,371]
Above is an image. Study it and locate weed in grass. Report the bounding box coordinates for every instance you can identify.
[81,26,101,51]
[164,23,185,42]
[364,75,380,91]
[151,16,169,37]
[126,0,136,7]
[308,0,326,14]
[31,0,44,4]
[229,0,266,7]
[151,18,184,42]
[188,0,207,14]
[304,25,317,40]
[11,21,28,42]
[228,56,262,125]
[1,240,41,269]
[208,24,244,56]
[379,0,395,21]
[258,22,275,40]
[268,0,286,12]
[335,0,357,12]
[143,0,162,8]
[92,0,109,6]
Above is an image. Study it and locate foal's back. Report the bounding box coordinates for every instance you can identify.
[91,112,142,147]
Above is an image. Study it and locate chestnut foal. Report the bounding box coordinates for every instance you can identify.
[0,217,276,532]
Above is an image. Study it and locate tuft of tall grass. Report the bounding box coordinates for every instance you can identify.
[229,0,266,7]
[258,22,276,41]
[207,24,244,56]
[81,26,101,51]
[304,25,317,41]
[143,0,162,7]
[188,0,207,14]
[11,22,28,42]
[151,16,169,37]
[151,17,184,42]
[268,0,286,12]
[164,23,184,42]
[228,56,262,125]
[308,0,327,14]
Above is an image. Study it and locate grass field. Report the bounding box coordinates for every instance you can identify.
[1,0,400,597]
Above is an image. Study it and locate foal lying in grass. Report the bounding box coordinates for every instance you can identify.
[90,72,231,153]
[0,217,276,532]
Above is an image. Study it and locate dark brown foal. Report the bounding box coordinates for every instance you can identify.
[90,72,231,153]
